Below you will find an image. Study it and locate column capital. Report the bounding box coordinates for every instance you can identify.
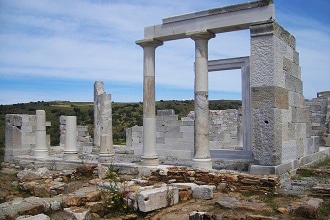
[187,30,215,40]
[136,38,163,48]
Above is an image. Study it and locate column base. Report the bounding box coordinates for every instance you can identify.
[98,153,115,163]
[141,156,159,166]
[34,149,49,159]
[192,158,212,170]
[63,151,79,161]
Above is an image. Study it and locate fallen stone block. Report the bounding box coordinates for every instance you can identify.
[189,211,209,220]
[216,196,271,212]
[289,197,323,219]
[64,206,91,220]
[246,214,278,220]
[17,168,50,181]
[136,186,179,212]
[311,184,330,196]
[16,213,50,220]
[0,197,61,220]
[192,185,215,200]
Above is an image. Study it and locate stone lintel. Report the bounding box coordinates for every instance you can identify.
[163,0,273,24]
[250,21,296,49]
[142,1,274,41]
[252,86,289,109]
[208,56,249,72]
[136,38,163,48]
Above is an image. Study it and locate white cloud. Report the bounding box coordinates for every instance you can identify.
[0,0,329,103]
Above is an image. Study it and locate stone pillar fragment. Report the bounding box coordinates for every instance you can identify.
[63,116,79,161]
[136,39,163,166]
[34,110,49,158]
[189,31,215,170]
[94,81,105,152]
[98,93,114,163]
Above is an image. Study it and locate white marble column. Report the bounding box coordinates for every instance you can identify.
[63,116,79,161]
[136,39,163,166]
[34,110,49,158]
[189,31,215,170]
[98,93,114,163]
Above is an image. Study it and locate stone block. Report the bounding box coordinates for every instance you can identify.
[157,109,175,116]
[293,50,299,65]
[180,126,194,133]
[16,214,50,220]
[285,74,303,93]
[288,91,304,108]
[251,108,283,165]
[136,186,179,212]
[251,86,288,109]
[282,140,297,162]
[64,207,91,220]
[292,63,302,79]
[283,57,292,74]
[250,34,275,88]
[192,185,216,200]
[156,137,165,144]
[304,138,313,156]
[250,21,295,49]
[296,138,304,158]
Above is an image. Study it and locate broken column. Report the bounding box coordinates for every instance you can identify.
[98,93,114,163]
[189,31,215,170]
[136,39,163,166]
[34,110,49,159]
[94,81,105,152]
[63,116,79,161]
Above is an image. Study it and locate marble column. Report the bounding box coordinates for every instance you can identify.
[34,110,49,158]
[63,116,79,161]
[189,31,215,170]
[136,39,163,166]
[98,93,114,163]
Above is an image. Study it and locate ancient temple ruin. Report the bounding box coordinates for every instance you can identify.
[3,0,330,175]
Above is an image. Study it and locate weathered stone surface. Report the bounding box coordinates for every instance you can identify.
[216,196,241,209]
[216,196,271,212]
[64,206,91,220]
[189,211,209,220]
[246,215,278,220]
[0,197,61,220]
[85,202,105,215]
[16,213,50,220]
[192,185,215,200]
[311,184,330,196]
[136,186,179,212]
[17,168,50,181]
[289,197,323,219]
[251,86,289,109]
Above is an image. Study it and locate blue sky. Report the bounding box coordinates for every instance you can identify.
[0,0,329,104]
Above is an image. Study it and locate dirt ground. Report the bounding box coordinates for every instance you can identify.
[1,158,330,220]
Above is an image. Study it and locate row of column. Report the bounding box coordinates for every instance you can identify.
[136,30,215,169]
[33,110,114,162]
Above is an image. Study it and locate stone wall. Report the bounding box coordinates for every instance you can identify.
[250,21,313,166]
[5,114,51,162]
[305,91,330,147]
[148,167,279,193]
[126,109,242,159]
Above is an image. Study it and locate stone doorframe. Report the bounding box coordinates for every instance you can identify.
[208,57,252,160]
[136,0,274,168]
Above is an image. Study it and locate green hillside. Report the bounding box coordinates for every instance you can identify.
[0,99,241,159]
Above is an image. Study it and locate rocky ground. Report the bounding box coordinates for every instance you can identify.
[0,158,329,220]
